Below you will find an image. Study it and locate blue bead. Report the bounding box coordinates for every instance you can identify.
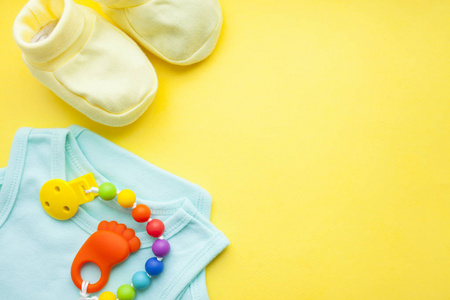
[132,271,151,290]
[145,257,164,276]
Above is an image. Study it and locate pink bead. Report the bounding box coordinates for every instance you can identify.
[146,219,165,238]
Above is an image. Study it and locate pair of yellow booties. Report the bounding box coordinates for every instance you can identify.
[13,0,223,126]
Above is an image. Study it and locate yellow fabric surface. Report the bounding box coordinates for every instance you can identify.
[1,0,449,299]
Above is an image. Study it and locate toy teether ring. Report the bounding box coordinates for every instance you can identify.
[40,175,170,299]
[71,220,141,293]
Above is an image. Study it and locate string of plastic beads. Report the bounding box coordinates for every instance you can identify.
[94,182,170,300]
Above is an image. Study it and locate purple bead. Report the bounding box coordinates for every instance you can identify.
[152,239,170,257]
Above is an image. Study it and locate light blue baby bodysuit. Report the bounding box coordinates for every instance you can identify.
[0,126,229,300]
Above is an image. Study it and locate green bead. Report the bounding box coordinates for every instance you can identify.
[117,284,135,300]
[98,182,117,201]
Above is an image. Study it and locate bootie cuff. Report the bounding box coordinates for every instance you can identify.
[13,0,85,63]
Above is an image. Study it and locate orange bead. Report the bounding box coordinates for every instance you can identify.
[132,204,151,223]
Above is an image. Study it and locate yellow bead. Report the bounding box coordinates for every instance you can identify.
[117,189,136,208]
[99,291,116,300]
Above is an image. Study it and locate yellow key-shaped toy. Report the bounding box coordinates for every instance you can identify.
[40,173,98,220]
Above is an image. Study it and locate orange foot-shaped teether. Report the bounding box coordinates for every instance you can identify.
[71,221,141,293]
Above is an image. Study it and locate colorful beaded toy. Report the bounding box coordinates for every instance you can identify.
[39,174,170,300]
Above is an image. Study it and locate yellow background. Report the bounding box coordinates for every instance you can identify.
[1,0,449,299]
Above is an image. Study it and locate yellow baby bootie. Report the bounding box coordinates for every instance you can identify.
[13,0,158,127]
[95,0,223,65]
